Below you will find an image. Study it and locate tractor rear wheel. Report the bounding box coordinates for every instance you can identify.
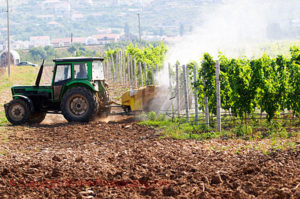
[28,112,46,124]
[5,99,31,125]
[61,87,98,122]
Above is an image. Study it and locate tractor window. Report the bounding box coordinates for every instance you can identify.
[54,64,71,83]
[92,61,104,80]
[74,63,88,79]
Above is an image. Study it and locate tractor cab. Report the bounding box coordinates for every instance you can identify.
[51,57,105,102]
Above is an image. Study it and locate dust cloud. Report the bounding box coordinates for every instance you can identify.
[166,0,300,65]
[155,0,300,113]
[41,114,67,125]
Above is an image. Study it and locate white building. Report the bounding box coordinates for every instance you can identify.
[30,36,51,47]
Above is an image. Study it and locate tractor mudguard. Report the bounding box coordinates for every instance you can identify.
[12,95,34,112]
[59,82,97,101]
[65,81,97,92]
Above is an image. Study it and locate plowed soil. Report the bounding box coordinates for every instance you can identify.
[0,118,299,199]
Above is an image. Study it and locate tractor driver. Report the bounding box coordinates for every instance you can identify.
[76,63,88,79]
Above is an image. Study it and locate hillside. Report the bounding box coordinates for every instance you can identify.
[0,0,219,42]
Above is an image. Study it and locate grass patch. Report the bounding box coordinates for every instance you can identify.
[0,111,7,126]
[0,66,38,93]
[0,66,38,126]
[138,113,224,140]
[138,112,300,142]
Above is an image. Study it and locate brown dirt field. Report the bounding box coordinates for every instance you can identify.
[0,71,299,198]
[0,118,299,199]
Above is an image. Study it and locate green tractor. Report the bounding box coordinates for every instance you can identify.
[4,57,110,125]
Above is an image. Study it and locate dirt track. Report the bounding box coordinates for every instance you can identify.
[0,117,299,199]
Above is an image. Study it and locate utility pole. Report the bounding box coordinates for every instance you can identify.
[69,0,72,46]
[6,0,10,77]
[137,13,141,42]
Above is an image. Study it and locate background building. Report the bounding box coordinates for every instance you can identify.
[0,50,21,67]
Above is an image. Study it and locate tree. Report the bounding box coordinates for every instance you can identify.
[29,47,46,61]
[67,45,77,55]
[44,46,57,58]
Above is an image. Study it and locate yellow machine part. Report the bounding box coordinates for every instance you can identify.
[121,85,160,111]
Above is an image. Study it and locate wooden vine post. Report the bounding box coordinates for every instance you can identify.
[110,53,115,81]
[139,62,143,87]
[176,64,180,117]
[216,60,221,132]
[183,65,189,122]
[203,65,209,126]
[193,64,199,124]
[144,63,147,86]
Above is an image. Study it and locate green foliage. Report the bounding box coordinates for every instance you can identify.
[230,58,254,118]
[0,111,7,126]
[193,46,300,123]
[27,46,59,63]
[67,45,77,55]
[0,66,39,126]
[147,111,157,121]
[288,47,300,116]
[29,47,47,61]
[137,112,147,121]
[0,67,38,93]
[200,53,217,114]
[104,41,165,51]
[234,124,252,137]
[218,54,233,111]
[105,42,167,68]
[106,42,167,86]
[139,112,299,141]
[157,114,167,121]
[126,43,167,69]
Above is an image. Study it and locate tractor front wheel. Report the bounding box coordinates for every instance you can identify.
[5,99,31,125]
[61,87,98,122]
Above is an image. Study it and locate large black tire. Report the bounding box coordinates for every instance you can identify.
[5,99,31,125]
[28,112,46,124]
[97,83,110,118]
[61,87,98,122]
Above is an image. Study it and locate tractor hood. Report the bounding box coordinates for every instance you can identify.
[11,86,52,97]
